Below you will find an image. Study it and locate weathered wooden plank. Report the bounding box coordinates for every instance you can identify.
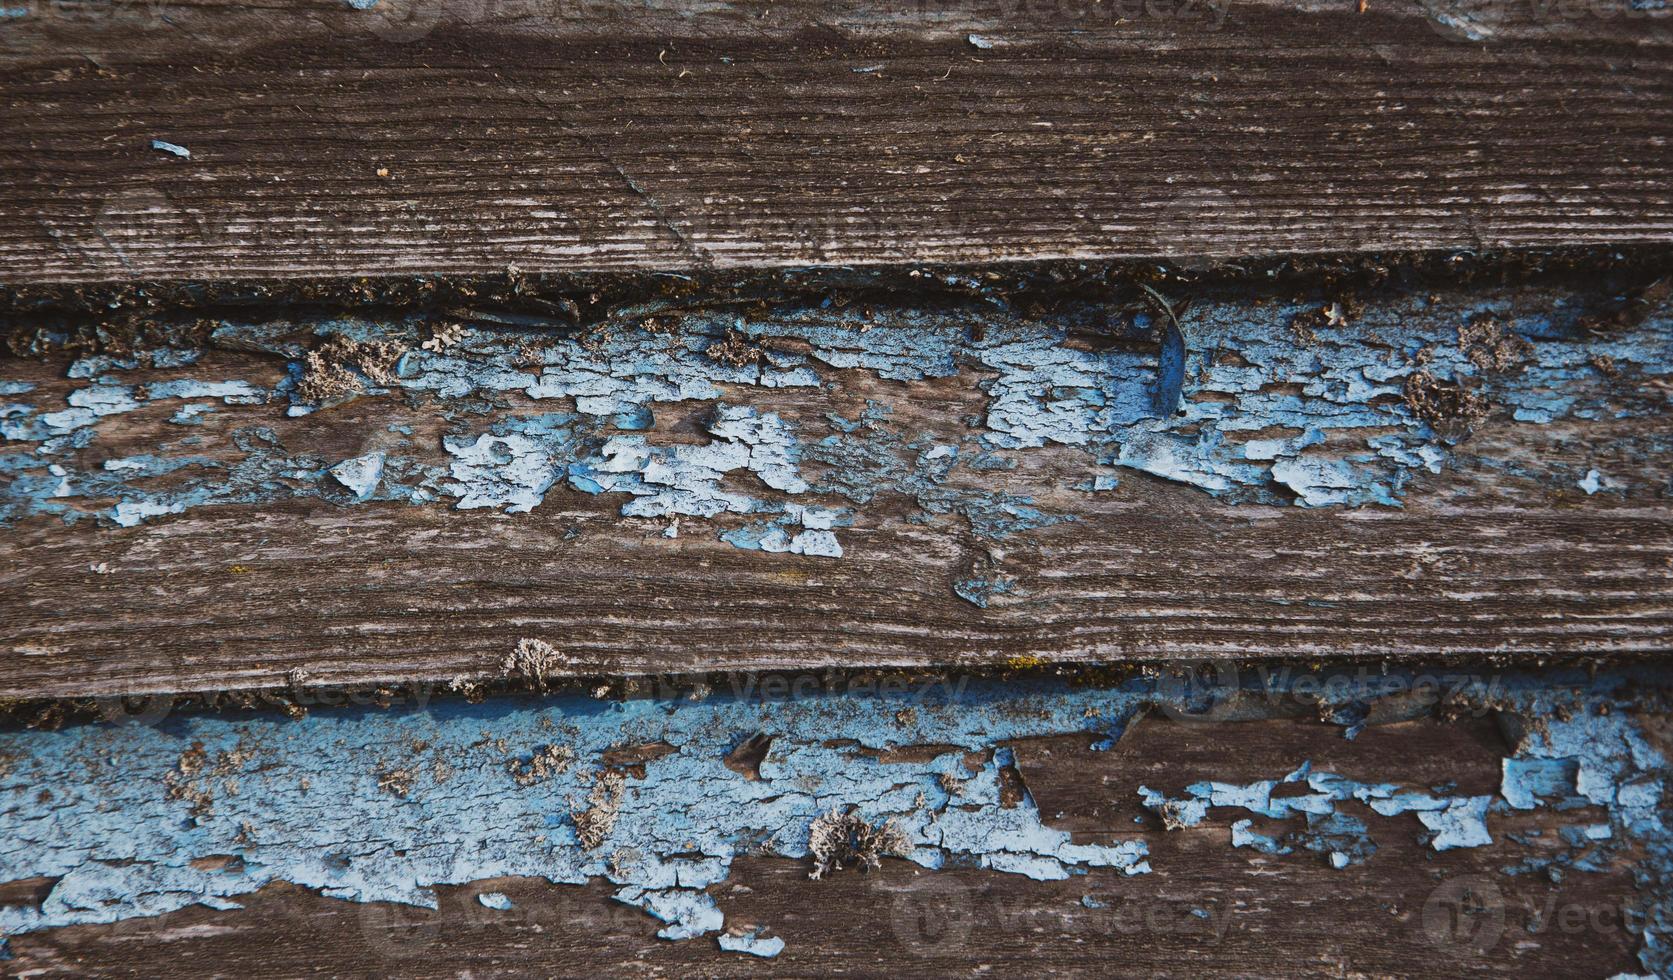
[1,0,1671,280]
[7,498,1673,700]
[0,667,1665,975]
[1,855,1646,977]
[2,259,1669,698]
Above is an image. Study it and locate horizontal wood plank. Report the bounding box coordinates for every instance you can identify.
[2,263,1668,698]
[6,494,1672,699]
[1,691,1659,976]
[1,0,1672,280]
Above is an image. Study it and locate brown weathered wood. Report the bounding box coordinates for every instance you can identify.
[2,0,1671,281]
[1,714,1647,977]
[3,439,1670,701]
[2,261,1669,700]
[8,858,1642,977]
[2,4,1668,976]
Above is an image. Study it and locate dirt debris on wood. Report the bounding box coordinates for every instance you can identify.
[508,744,576,787]
[807,808,912,879]
[573,769,627,850]
[502,639,567,687]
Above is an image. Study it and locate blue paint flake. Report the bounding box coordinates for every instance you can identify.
[330,452,385,500]
[150,139,191,159]
[717,929,785,958]
[568,405,814,538]
[446,432,559,513]
[112,498,186,527]
[721,504,849,558]
[169,403,217,425]
[952,574,1016,609]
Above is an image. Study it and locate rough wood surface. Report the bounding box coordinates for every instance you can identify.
[5,489,1673,700]
[1,700,1657,977]
[4,853,1642,977]
[2,0,1672,281]
[3,264,1669,699]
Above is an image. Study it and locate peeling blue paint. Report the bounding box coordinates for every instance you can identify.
[168,403,217,425]
[952,574,1017,609]
[720,503,849,558]
[330,452,385,500]
[569,405,807,520]
[3,289,1668,566]
[718,929,785,958]
[0,674,1168,954]
[1140,761,1496,860]
[0,670,1667,968]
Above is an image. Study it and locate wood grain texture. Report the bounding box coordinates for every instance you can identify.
[2,0,1672,281]
[1,712,1648,977]
[2,264,1669,700]
[4,449,1670,700]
